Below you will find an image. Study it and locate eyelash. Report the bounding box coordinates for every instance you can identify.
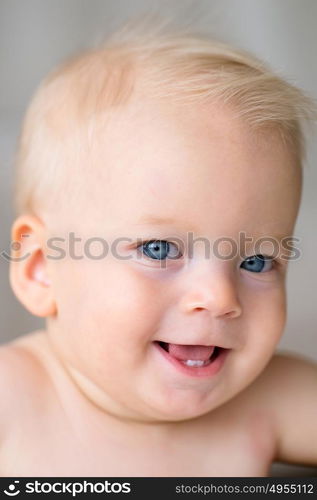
[136,239,277,273]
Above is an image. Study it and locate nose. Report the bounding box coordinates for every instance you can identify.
[179,267,242,319]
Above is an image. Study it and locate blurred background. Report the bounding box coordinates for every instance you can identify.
[0,0,316,476]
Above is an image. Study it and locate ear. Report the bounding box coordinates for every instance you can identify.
[9,214,57,317]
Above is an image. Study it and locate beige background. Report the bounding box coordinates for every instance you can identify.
[0,0,316,476]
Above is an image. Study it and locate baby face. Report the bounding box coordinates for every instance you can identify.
[47,97,301,422]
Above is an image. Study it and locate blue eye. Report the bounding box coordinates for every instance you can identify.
[139,240,182,261]
[241,254,273,273]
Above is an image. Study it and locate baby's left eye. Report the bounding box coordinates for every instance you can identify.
[240,254,274,273]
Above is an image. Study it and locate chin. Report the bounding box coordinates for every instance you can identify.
[143,391,220,422]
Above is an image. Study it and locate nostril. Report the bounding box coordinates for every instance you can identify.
[225,309,240,318]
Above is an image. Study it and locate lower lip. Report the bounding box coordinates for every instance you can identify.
[153,342,230,378]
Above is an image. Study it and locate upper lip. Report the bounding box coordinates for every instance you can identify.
[155,340,231,350]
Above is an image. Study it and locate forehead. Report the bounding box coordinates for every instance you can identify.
[81,97,301,237]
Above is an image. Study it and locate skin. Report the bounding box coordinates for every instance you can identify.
[6,96,315,476]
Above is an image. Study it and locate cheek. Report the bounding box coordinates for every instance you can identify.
[70,260,167,350]
[229,284,287,391]
[244,283,287,359]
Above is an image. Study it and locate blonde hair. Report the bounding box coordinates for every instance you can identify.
[13,21,316,217]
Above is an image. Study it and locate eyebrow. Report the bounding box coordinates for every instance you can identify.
[132,216,291,240]
[133,215,179,226]
[250,233,291,241]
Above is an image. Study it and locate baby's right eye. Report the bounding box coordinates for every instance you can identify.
[137,240,182,261]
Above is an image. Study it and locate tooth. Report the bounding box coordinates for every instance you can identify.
[183,359,206,367]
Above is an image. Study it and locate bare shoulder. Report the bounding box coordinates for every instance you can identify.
[0,329,48,376]
[238,351,317,412]
[238,350,316,394]
[251,351,317,400]
[241,351,317,465]
[0,330,51,429]
[222,351,317,430]
[256,348,314,377]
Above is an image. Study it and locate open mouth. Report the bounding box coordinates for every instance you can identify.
[157,341,221,367]
[153,340,230,379]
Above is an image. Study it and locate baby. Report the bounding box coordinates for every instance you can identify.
[1,24,317,477]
